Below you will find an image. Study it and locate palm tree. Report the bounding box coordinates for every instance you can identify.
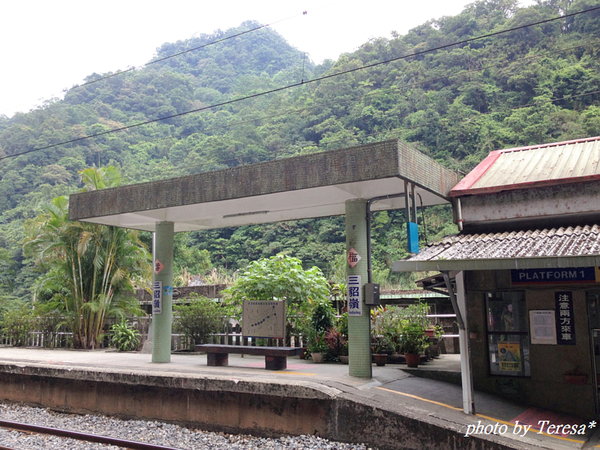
[24,167,151,349]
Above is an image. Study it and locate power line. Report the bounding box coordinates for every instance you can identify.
[112,37,599,164]
[72,1,343,90]
[2,4,599,162]
[77,14,302,89]
[130,87,600,178]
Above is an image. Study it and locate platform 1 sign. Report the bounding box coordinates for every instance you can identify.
[511,267,600,285]
[242,300,286,339]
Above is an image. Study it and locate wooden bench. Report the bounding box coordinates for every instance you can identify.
[195,344,303,370]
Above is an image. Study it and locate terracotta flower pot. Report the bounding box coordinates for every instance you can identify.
[405,353,420,368]
[373,354,387,366]
[312,352,324,363]
[299,347,308,360]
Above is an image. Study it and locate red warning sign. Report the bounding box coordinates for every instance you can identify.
[154,259,165,274]
[347,248,361,267]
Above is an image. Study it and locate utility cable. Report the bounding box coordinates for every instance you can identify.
[1,5,599,162]
[92,38,599,157]
[124,87,600,178]
[73,1,342,90]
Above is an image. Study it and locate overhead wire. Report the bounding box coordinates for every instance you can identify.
[74,37,600,169]
[1,4,599,163]
[71,0,343,90]
[122,87,600,178]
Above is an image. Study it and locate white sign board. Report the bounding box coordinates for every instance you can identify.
[153,281,163,315]
[347,275,362,316]
[530,310,557,344]
[242,300,286,339]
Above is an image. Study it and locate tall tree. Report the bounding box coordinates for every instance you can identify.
[24,167,151,349]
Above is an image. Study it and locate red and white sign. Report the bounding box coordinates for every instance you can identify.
[154,259,165,274]
[347,248,361,267]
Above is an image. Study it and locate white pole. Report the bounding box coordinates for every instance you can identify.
[456,271,475,414]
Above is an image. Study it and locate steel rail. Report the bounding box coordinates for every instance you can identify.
[0,419,183,450]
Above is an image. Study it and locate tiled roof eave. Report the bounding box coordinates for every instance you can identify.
[393,225,600,272]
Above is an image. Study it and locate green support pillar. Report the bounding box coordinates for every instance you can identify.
[345,199,372,378]
[152,222,174,363]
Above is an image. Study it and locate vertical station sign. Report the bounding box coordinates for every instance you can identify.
[555,291,575,345]
[347,275,362,316]
[153,280,163,315]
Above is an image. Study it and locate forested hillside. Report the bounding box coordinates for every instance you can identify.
[1,0,600,300]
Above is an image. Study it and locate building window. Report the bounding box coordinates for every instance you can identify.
[486,291,530,377]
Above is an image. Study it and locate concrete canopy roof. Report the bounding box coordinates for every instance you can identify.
[68,140,459,233]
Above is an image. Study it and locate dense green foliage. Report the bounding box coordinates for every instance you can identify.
[110,319,141,352]
[22,168,151,348]
[1,1,600,301]
[224,253,329,306]
[173,294,227,349]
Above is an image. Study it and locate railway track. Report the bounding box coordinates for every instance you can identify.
[0,419,183,450]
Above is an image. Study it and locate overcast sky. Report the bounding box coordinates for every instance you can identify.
[1,0,534,118]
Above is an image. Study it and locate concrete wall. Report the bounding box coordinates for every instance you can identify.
[0,364,515,450]
[466,270,596,419]
[459,181,600,232]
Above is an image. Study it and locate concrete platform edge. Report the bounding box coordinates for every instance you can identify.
[0,361,543,450]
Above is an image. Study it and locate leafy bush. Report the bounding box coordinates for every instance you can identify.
[110,319,141,352]
[311,301,335,334]
[1,304,35,347]
[173,294,225,350]
[224,253,330,307]
[401,322,428,355]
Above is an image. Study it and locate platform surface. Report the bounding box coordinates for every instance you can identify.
[0,347,596,449]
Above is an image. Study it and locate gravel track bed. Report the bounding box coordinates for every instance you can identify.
[0,403,374,450]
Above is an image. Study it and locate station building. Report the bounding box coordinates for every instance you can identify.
[394,136,600,419]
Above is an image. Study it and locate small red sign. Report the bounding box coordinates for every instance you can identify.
[347,248,361,267]
[154,259,165,274]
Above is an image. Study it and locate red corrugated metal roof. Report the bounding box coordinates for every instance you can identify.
[450,136,600,197]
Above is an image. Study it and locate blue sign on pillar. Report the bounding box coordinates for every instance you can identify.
[407,222,419,254]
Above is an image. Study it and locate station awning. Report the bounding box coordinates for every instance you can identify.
[393,225,600,272]
[69,139,459,232]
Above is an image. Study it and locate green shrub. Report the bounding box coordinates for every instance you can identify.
[310,301,335,334]
[173,294,225,350]
[1,304,35,347]
[110,319,141,352]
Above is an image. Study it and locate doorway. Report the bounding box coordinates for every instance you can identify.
[587,291,600,416]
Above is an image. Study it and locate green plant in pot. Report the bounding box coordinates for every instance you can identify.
[308,330,329,363]
[401,322,428,367]
[324,327,347,360]
[372,334,394,366]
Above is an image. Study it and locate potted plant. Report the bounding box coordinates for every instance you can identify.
[306,299,336,363]
[372,335,394,366]
[339,341,349,364]
[401,322,428,368]
[308,331,328,363]
[324,327,347,361]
